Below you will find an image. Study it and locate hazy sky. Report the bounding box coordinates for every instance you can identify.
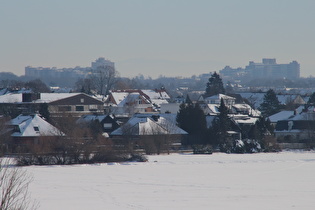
[1,0,314,78]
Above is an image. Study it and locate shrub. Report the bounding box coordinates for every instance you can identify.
[232,140,245,154]
[232,139,262,154]
[192,145,213,154]
[127,154,148,162]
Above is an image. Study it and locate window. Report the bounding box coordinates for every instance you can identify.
[103,123,112,129]
[80,98,84,103]
[34,126,39,132]
[13,125,20,133]
[76,106,84,111]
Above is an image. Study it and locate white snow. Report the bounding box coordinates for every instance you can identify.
[27,151,315,210]
[0,93,81,103]
[10,114,62,137]
[268,111,295,123]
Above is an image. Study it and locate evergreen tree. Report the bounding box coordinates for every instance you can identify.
[176,103,207,144]
[205,72,225,97]
[259,89,281,117]
[39,103,50,122]
[248,116,274,151]
[185,94,192,104]
[248,117,271,141]
[307,92,315,105]
[209,99,231,151]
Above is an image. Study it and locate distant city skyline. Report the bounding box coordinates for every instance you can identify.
[1,0,314,78]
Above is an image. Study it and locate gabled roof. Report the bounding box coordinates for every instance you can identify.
[232,115,259,125]
[0,93,102,104]
[239,92,307,106]
[268,111,294,123]
[205,94,236,101]
[109,92,129,105]
[206,104,220,114]
[9,114,63,137]
[111,115,187,136]
[108,89,170,108]
[76,114,108,124]
[141,89,170,100]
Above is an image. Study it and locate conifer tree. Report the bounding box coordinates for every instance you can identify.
[185,94,192,104]
[176,103,207,144]
[307,92,315,105]
[205,72,225,97]
[259,89,281,117]
[39,103,50,122]
[209,99,231,150]
[248,116,272,141]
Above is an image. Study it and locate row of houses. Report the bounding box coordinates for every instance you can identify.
[0,89,171,118]
[1,88,314,152]
[0,90,185,152]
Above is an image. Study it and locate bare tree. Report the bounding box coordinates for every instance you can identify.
[0,159,38,210]
[75,78,96,95]
[0,116,11,156]
[91,65,119,96]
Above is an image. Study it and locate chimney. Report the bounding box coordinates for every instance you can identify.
[22,93,41,102]
[151,115,160,121]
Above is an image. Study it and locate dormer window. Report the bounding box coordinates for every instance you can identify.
[13,125,20,133]
[34,126,39,132]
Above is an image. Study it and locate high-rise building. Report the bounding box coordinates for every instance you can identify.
[91,57,115,70]
[25,57,115,80]
[220,58,300,81]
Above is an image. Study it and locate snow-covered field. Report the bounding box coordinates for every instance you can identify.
[28,151,315,210]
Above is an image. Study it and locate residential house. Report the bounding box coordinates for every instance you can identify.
[275,107,315,142]
[105,89,170,116]
[76,114,122,135]
[0,92,104,118]
[6,114,63,151]
[204,94,236,108]
[110,114,187,153]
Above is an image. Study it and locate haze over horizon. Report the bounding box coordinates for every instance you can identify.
[1,0,314,79]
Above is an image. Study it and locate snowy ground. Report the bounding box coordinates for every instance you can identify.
[27,151,315,210]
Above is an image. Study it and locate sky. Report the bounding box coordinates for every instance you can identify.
[1,0,314,79]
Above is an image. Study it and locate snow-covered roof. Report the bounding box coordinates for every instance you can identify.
[206,104,220,114]
[76,114,108,124]
[117,93,151,108]
[239,92,308,108]
[0,93,22,103]
[0,93,82,104]
[232,103,261,117]
[233,116,259,125]
[110,92,129,105]
[111,115,187,136]
[268,111,294,123]
[233,103,251,110]
[205,94,236,101]
[141,89,170,100]
[35,93,82,103]
[288,111,315,121]
[10,114,63,137]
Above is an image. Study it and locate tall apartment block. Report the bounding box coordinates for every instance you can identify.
[220,58,300,81]
[25,57,115,81]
